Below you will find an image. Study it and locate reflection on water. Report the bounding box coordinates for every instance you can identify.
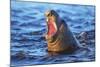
[11,1,95,66]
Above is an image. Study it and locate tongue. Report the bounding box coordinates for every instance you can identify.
[47,21,56,36]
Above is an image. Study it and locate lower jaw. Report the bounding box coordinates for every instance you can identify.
[47,34,55,38]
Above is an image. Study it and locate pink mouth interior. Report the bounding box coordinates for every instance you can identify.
[47,20,57,36]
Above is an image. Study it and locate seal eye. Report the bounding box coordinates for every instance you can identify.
[47,13,52,17]
[45,10,54,17]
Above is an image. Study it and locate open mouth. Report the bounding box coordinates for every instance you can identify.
[47,19,57,37]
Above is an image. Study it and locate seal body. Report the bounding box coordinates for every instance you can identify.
[47,21,79,53]
[45,10,79,53]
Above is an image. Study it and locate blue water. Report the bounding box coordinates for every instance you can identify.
[11,1,95,66]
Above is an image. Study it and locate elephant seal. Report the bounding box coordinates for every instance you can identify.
[45,10,79,54]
